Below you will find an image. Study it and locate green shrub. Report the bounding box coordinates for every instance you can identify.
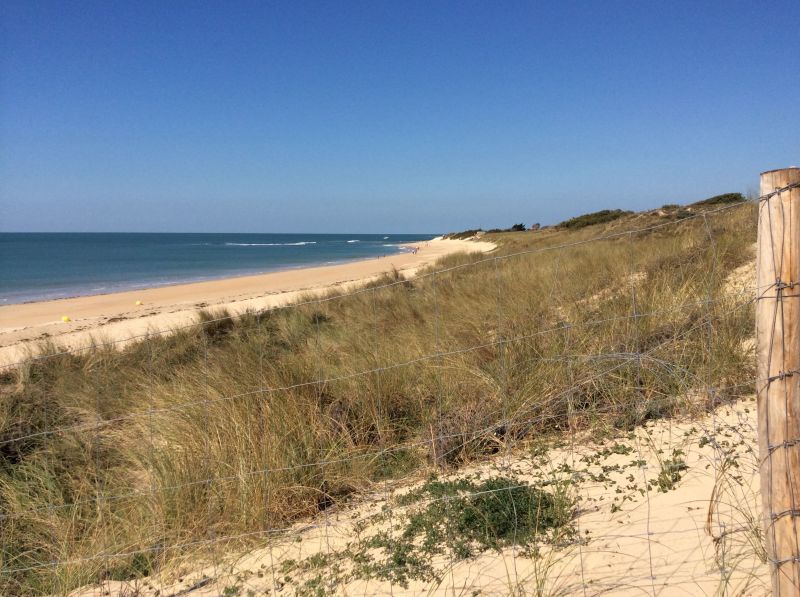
[353,475,574,586]
[443,229,481,239]
[691,192,745,207]
[557,209,633,229]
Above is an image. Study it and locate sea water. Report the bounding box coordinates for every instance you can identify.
[0,233,435,304]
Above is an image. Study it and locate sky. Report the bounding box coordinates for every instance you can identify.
[1,1,798,233]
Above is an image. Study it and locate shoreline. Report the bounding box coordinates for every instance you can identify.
[1,246,418,307]
[0,238,494,367]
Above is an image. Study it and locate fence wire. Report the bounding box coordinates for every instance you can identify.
[0,198,778,596]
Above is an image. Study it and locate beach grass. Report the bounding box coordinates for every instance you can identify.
[0,201,757,595]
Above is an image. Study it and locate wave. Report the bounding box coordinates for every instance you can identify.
[224,242,317,247]
[347,240,360,243]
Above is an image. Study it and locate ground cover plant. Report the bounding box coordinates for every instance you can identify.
[277,473,575,592]
[0,199,757,595]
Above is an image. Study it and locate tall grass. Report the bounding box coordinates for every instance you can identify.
[0,203,756,595]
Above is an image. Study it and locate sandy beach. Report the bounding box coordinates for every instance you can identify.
[0,238,494,367]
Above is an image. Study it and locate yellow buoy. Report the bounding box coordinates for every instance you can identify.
[61,315,71,322]
[135,300,143,306]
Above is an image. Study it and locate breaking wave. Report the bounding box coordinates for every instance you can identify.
[224,242,317,247]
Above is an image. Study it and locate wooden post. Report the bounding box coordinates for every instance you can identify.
[756,167,800,595]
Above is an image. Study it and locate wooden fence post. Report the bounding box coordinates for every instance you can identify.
[756,166,800,595]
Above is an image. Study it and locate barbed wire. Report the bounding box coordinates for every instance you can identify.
[759,181,800,203]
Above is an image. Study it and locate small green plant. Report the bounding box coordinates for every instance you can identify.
[348,475,574,587]
[653,451,688,492]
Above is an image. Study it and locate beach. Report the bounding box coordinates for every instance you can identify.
[0,237,494,367]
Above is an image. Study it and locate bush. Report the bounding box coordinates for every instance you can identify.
[355,475,574,586]
[483,223,528,234]
[557,209,633,230]
[443,229,481,240]
[691,193,745,207]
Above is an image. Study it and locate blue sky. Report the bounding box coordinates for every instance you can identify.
[1,1,798,233]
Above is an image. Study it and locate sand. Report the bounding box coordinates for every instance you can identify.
[0,238,495,367]
[71,397,768,596]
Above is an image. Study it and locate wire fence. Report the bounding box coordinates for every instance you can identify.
[0,195,780,596]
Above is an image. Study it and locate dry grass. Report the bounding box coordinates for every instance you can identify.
[0,201,757,595]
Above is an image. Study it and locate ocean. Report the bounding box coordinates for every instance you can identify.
[0,233,436,305]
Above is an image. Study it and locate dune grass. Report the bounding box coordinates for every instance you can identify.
[0,201,757,595]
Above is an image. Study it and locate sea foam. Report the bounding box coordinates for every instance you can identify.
[225,242,317,246]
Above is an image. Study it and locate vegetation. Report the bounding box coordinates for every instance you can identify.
[653,452,689,492]
[390,474,573,557]
[280,474,574,590]
[556,208,633,229]
[487,223,528,233]
[445,223,528,237]
[690,192,746,207]
[443,228,481,240]
[0,200,756,594]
